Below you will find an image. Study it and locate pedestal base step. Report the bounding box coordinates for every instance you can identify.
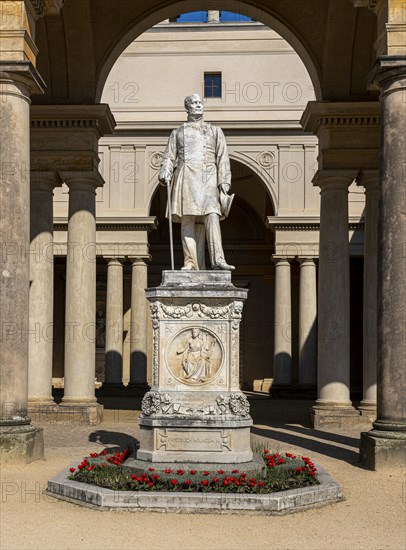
[138,420,253,463]
[360,431,406,470]
[0,425,44,464]
[310,405,371,431]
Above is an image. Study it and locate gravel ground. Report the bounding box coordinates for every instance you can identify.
[0,416,404,550]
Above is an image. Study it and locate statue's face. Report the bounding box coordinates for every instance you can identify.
[192,328,200,337]
[186,95,204,116]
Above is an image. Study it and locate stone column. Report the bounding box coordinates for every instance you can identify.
[59,172,103,424]
[0,65,45,463]
[360,57,406,469]
[298,258,317,387]
[103,257,124,388]
[28,173,61,410]
[272,257,292,386]
[357,172,379,419]
[311,171,359,429]
[129,258,150,391]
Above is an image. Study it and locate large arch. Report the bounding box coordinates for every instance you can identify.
[94,1,322,103]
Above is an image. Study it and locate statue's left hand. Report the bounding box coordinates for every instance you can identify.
[219,183,231,194]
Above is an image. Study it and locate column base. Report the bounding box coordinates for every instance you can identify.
[310,402,362,430]
[0,424,44,464]
[58,402,103,425]
[358,401,377,422]
[360,429,406,470]
[28,401,59,423]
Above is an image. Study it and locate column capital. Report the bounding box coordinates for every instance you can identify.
[313,170,358,190]
[298,257,317,265]
[0,61,45,95]
[60,170,105,190]
[356,170,380,191]
[104,256,125,266]
[272,256,293,265]
[31,171,62,190]
[367,55,406,91]
[129,256,151,265]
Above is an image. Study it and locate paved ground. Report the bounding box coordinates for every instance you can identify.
[1,406,405,550]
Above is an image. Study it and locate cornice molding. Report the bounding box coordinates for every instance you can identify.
[30,105,116,135]
[300,101,381,134]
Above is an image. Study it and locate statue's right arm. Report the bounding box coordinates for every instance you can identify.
[159,129,177,184]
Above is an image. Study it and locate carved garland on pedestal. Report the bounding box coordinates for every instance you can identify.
[150,301,243,322]
[141,391,250,418]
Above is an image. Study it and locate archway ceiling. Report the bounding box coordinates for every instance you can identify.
[33,0,378,105]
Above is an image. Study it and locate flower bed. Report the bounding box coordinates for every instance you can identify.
[69,449,319,494]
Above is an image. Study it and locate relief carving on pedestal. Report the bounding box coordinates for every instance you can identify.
[167,327,223,385]
[141,391,250,417]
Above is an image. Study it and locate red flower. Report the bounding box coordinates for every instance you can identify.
[212,477,219,483]
[263,449,269,454]
[190,470,197,475]
[148,482,154,487]
[203,471,209,476]
[152,474,160,480]
[69,467,75,473]
[164,469,172,474]
[201,480,209,486]
[217,469,224,474]
[232,469,239,473]
[177,469,184,475]
[184,480,192,486]
[149,467,154,472]
[258,481,264,487]
[101,450,107,456]
[223,479,230,486]
[130,474,137,480]
[170,479,178,486]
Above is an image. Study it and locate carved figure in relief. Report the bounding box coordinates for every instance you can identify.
[176,328,216,382]
[158,94,235,271]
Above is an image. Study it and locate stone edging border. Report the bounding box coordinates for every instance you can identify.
[46,461,343,514]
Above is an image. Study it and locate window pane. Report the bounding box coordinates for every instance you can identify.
[204,73,222,98]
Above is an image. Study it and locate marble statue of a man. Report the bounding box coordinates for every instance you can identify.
[158,94,235,271]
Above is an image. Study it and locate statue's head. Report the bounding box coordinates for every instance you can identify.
[184,94,204,117]
[191,327,200,338]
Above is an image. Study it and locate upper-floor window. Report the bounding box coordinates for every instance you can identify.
[204,72,222,98]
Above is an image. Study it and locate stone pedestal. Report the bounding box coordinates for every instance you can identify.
[137,271,252,464]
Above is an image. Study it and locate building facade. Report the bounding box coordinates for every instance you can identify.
[0,1,404,470]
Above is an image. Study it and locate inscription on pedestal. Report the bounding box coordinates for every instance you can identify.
[157,429,231,452]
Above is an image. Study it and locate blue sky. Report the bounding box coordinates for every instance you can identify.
[178,11,252,22]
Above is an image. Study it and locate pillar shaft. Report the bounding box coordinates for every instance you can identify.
[28,175,59,405]
[272,258,292,385]
[130,259,149,386]
[62,176,101,404]
[104,258,124,385]
[298,258,317,386]
[375,67,405,429]
[0,65,45,462]
[315,172,356,405]
[360,57,406,469]
[359,173,379,411]
[0,75,34,425]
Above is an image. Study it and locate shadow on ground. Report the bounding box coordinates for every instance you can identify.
[251,425,367,467]
[88,430,139,452]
